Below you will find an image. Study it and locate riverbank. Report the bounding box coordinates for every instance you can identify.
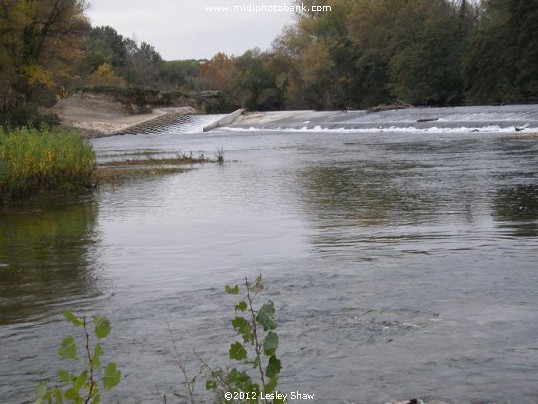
[45,92,198,137]
[46,98,538,138]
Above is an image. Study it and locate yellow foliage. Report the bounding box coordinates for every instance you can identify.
[87,64,126,87]
[20,65,55,89]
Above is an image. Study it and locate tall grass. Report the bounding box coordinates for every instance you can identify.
[0,127,96,203]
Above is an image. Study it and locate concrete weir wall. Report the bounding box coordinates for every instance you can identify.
[202,109,245,132]
[113,110,190,135]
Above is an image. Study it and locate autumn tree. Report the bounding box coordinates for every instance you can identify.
[198,52,235,93]
[0,0,89,109]
[86,63,126,87]
[273,0,358,109]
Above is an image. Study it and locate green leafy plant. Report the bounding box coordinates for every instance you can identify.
[35,310,121,403]
[204,276,284,404]
[0,126,96,204]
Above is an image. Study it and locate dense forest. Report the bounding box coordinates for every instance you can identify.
[1,0,537,125]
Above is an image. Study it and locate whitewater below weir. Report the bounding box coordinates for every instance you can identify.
[0,105,537,403]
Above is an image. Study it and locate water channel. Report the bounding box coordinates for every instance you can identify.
[1,107,537,403]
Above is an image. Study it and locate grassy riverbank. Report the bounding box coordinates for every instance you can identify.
[0,127,96,204]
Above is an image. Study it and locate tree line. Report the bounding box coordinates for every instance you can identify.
[0,0,201,126]
[209,0,537,110]
[1,0,537,125]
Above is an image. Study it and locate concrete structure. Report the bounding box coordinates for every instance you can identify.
[202,109,245,132]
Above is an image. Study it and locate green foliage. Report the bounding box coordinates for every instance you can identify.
[204,276,284,403]
[0,103,60,130]
[35,310,121,403]
[160,59,201,91]
[464,0,538,103]
[265,0,535,108]
[0,126,96,204]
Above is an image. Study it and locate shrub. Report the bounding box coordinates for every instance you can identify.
[35,311,121,403]
[0,126,96,203]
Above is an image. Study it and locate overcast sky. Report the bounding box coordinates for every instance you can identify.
[86,0,295,60]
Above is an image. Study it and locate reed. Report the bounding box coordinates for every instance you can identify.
[0,127,96,203]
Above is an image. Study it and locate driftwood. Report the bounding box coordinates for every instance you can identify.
[367,101,413,113]
[417,117,439,122]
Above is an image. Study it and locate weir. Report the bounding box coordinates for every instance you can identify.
[226,104,538,132]
[112,109,242,135]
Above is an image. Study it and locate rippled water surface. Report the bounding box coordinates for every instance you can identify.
[1,109,537,403]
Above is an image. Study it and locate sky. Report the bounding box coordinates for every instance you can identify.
[85,0,295,61]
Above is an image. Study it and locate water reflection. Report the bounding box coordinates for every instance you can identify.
[298,162,439,227]
[0,200,99,324]
[296,160,446,259]
[493,184,538,237]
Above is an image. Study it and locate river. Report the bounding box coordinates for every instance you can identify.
[1,107,537,403]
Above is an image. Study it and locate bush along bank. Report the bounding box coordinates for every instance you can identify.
[0,127,96,204]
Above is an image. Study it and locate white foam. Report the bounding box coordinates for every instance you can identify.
[220,125,538,134]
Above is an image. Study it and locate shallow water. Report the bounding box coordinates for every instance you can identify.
[1,108,537,403]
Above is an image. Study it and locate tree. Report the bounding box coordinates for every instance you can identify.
[198,52,234,93]
[0,0,89,107]
[159,59,201,91]
[86,63,126,87]
[231,49,283,111]
[124,40,163,89]
[464,0,538,103]
[349,0,470,106]
[82,25,128,75]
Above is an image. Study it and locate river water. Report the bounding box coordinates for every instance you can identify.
[1,107,537,403]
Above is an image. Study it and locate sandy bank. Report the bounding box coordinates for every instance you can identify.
[47,92,197,137]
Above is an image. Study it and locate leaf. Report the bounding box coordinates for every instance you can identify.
[248,275,264,294]
[35,381,47,398]
[265,355,281,379]
[64,387,81,401]
[94,343,104,356]
[232,317,252,342]
[205,379,216,390]
[57,369,70,383]
[229,341,247,361]
[225,285,239,295]
[231,369,253,388]
[235,301,248,312]
[51,388,63,402]
[91,395,101,404]
[73,371,87,392]
[256,301,276,331]
[90,344,104,369]
[63,310,83,326]
[263,377,278,394]
[58,335,77,359]
[263,331,278,356]
[103,362,121,390]
[93,316,111,339]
